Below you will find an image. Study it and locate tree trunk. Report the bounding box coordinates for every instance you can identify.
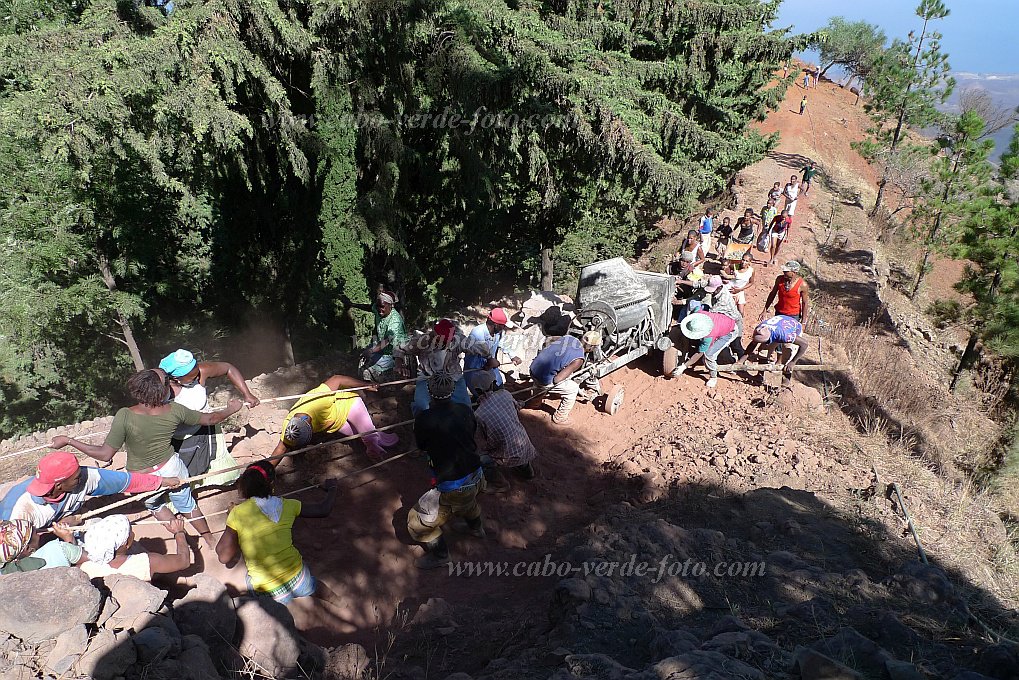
[98,256,144,370]
[282,321,296,366]
[911,245,934,298]
[820,62,835,78]
[950,331,980,391]
[540,247,554,290]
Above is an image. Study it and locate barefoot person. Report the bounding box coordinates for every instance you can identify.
[216,461,338,604]
[53,369,244,549]
[269,374,399,463]
[407,373,487,569]
[761,261,811,326]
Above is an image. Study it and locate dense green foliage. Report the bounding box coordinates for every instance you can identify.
[813,16,885,83]
[0,0,799,437]
[852,0,953,216]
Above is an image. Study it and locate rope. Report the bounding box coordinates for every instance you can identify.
[0,364,514,466]
[76,372,566,522]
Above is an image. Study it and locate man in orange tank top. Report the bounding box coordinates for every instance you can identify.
[760,261,810,325]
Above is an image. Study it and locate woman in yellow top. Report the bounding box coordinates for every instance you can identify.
[269,374,399,462]
[216,461,337,603]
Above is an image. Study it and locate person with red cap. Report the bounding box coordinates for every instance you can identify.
[393,318,489,416]
[464,307,523,396]
[0,451,178,531]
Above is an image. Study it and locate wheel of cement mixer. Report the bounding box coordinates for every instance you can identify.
[662,347,678,377]
[600,384,625,415]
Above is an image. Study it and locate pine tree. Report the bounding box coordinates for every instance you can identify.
[854,0,954,217]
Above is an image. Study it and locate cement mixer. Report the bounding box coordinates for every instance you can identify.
[569,257,678,415]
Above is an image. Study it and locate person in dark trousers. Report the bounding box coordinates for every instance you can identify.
[801,162,819,195]
[407,372,486,569]
[799,96,807,115]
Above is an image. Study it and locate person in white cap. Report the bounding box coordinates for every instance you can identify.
[761,261,810,326]
[672,311,741,389]
[528,331,603,424]
[358,290,407,382]
[465,307,522,395]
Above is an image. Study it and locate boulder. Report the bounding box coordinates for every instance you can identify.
[0,568,101,643]
[132,625,180,664]
[326,644,371,680]
[44,624,88,675]
[173,574,236,664]
[812,627,893,678]
[652,650,764,679]
[563,654,635,679]
[75,629,137,680]
[649,629,699,659]
[178,639,222,680]
[103,574,168,630]
[977,642,1019,680]
[234,596,303,677]
[885,659,925,680]
[411,598,457,627]
[794,647,863,680]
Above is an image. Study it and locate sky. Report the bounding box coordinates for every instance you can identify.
[774,0,1019,75]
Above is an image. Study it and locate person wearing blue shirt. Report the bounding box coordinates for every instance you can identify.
[699,208,715,260]
[528,331,602,424]
[464,307,522,395]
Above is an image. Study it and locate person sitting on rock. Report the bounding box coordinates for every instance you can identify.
[394,319,490,415]
[408,373,487,569]
[528,331,603,425]
[357,291,408,382]
[1,451,178,531]
[268,374,399,463]
[80,514,191,582]
[468,370,537,492]
[215,461,338,604]
[744,315,809,387]
[0,519,87,574]
[52,369,245,549]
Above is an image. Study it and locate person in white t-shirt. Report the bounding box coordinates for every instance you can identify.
[782,175,801,216]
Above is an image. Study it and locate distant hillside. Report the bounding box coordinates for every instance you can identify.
[948,72,1019,161]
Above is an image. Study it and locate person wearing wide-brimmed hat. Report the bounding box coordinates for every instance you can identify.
[672,311,741,389]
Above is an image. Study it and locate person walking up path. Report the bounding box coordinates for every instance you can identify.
[761,261,810,326]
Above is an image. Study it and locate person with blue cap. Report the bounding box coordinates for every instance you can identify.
[158,349,259,483]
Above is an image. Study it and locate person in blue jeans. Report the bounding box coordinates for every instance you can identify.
[394,319,489,416]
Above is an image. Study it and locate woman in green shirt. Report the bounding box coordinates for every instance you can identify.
[53,369,244,548]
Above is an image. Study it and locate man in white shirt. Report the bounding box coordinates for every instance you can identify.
[782,176,801,216]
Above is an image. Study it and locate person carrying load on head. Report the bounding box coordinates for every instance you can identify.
[357,290,407,382]
[393,319,490,416]
[744,316,809,387]
[407,373,487,569]
[1,452,179,535]
[527,331,603,425]
[464,307,523,396]
[267,374,399,463]
[158,348,258,486]
[52,369,244,549]
[468,370,537,492]
[216,461,338,604]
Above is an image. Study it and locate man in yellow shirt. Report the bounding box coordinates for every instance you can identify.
[269,374,399,462]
